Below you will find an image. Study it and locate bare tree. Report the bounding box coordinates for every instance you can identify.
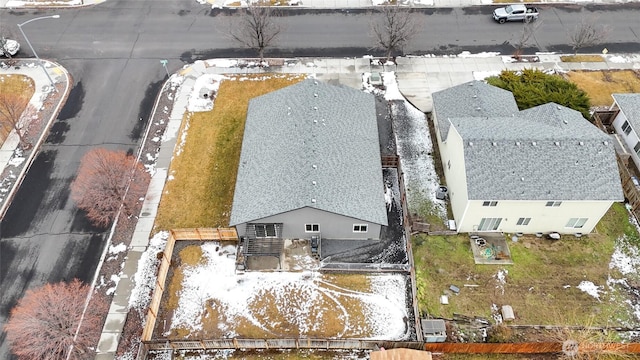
[568,16,611,55]
[512,20,542,60]
[4,279,108,360]
[0,92,31,149]
[71,148,150,228]
[229,1,282,62]
[371,5,422,61]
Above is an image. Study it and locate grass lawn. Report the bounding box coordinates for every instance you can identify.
[0,74,35,144]
[565,70,640,107]
[154,75,303,231]
[413,202,638,327]
[561,55,605,63]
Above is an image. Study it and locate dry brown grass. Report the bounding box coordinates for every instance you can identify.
[565,70,640,107]
[561,55,605,63]
[161,242,394,340]
[0,74,34,143]
[154,75,303,231]
[413,203,635,327]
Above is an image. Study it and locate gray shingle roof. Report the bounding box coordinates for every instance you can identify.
[432,80,519,141]
[613,93,640,132]
[434,82,623,202]
[229,79,388,227]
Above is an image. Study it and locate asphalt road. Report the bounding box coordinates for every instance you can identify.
[1,0,640,358]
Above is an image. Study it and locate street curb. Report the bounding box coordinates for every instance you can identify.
[0,60,72,221]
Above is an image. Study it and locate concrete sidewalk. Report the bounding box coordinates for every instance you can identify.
[94,53,640,359]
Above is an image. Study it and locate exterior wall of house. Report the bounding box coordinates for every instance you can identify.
[612,109,640,170]
[456,199,615,235]
[440,126,470,230]
[235,206,382,240]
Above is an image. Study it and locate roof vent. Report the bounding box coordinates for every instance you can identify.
[314,93,318,97]
[516,141,521,146]
[475,107,482,111]
[314,81,318,85]
[313,106,318,111]
[563,119,568,124]
[556,105,562,110]
[603,141,609,145]
[472,95,478,98]
[521,177,525,181]
[311,198,316,203]
[554,141,560,146]
[579,141,584,146]
[532,141,537,146]
[492,142,497,146]
[313,119,317,123]
[312,164,317,169]
[469,141,474,146]
[312,181,317,185]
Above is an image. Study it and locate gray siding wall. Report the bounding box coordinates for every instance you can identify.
[235,206,382,240]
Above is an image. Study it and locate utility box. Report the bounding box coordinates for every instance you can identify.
[501,305,515,322]
[421,319,447,343]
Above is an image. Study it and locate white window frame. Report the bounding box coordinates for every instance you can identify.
[353,224,368,233]
[305,223,319,232]
[516,217,531,226]
[622,120,632,135]
[546,201,562,207]
[482,201,498,207]
[566,218,588,229]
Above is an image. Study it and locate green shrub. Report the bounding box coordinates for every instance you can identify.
[487,69,591,119]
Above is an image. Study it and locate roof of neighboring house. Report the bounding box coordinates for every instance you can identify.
[229,79,388,227]
[431,80,519,141]
[613,93,640,131]
[435,82,623,202]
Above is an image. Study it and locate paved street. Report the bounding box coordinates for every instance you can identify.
[1,0,640,359]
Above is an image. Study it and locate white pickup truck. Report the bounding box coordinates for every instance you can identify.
[493,4,539,24]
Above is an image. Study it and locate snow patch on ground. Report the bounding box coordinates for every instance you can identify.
[390,100,447,221]
[473,71,501,81]
[187,74,226,112]
[494,269,508,295]
[382,72,403,101]
[129,231,169,311]
[578,281,602,300]
[109,242,127,255]
[171,241,409,339]
[458,51,501,58]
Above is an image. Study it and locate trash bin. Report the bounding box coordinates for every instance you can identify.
[436,186,448,200]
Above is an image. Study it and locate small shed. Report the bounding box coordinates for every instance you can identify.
[420,319,447,343]
[370,348,432,360]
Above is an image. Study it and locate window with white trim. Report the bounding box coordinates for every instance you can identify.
[516,217,531,226]
[353,224,368,232]
[622,120,632,135]
[546,201,562,207]
[635,142,640,157]
[482,201,498,207]
[305,224,319,232]
[566,218,588,228]
[447,160,451,170]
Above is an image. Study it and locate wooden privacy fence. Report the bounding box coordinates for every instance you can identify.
[424,342,640,354]
[140,228,238,342]
[142,339,424,352]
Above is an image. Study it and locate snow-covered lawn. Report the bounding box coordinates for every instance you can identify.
[161,241,411,340]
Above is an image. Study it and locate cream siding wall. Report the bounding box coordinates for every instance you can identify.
[440,125,470,229]
[612,110,640,170]
[456,200,615,234]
